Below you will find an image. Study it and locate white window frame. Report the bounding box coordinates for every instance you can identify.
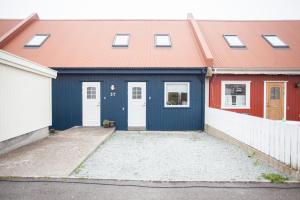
[112,33,130,47]
[25,34,50,47]
[223,35,246,48]
[164,82,190,108]
[262,35,289,48]
[155,34,172,47]
[221,81,251,109]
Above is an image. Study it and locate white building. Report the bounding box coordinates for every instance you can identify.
[0,50,57,154]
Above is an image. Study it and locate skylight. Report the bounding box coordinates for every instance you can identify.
[155,34,171,47]
[25,34,49,47]
[113,34,130,47]
[263,35,289,48]
[224,35,245,48]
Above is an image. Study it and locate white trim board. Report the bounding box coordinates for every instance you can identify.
[263,81,287,120]
[221,80,251,109]
[0,50,57,78]
[213,68,300,75]
[164,82,190,108]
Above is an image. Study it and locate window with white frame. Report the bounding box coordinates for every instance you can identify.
[112,34,130,47]
[262,35,289,48]
[87,87,96,99]
[223,35,245,48]
[132,87,142,99]
[25,34,50,47]
[155,34,171,47]
[221,81,250,109]
[164,82,190,107]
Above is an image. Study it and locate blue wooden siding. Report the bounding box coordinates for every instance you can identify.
[52,70,205,131]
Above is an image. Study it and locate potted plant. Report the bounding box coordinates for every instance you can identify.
[109,121,115,128]
[103,120,110,128]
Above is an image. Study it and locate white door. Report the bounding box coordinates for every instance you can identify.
[128,82,146,129]
[82,82,101,126]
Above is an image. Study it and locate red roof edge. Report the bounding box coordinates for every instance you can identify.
[187,13,214,67]
[0,13,39,48]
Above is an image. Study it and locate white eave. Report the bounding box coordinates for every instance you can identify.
[213,67,300,75]
[0,50,57,78]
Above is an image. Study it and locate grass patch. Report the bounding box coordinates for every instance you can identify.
[262,173,288,183]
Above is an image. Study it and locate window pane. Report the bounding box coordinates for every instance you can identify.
[225,84,246,95]
[264,35,288,48]
[155,34,171,47]
[224,35,245,47]
[167,92,179,105]
[165,83,189,106]
[113,34,129,47]
[271,87,280,99]
[87,87,96,99]
[181,92,188,105]
[132,87,142,99]
[26,35,49,47]
[225,84,246,106]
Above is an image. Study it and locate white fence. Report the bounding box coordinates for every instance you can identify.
[206,108,300,170]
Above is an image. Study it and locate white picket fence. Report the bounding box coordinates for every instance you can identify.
[206,108,300,170]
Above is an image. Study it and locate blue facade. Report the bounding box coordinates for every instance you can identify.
[52,69,206,131]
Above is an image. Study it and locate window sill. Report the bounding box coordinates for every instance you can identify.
[164,105,190,108]
[221,106,250,109]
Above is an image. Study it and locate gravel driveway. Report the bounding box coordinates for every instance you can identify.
[73,131,287,181]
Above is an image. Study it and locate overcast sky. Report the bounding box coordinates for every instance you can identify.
[0,0,300,20]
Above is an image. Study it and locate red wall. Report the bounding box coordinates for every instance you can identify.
[209,74,300,121]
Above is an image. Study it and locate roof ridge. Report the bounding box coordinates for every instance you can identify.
[197,19,300,22]
[28,19,188,22]
[1,19,300,22]
[0,13,39,48]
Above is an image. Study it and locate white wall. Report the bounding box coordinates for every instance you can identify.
[0,61,53,142]
[206,107,300,170]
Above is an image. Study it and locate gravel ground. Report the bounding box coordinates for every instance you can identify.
[73,131,288,181]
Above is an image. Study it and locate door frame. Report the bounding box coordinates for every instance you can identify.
[263,80,287,120]
[127,81,147,130]
[82,81,101,126]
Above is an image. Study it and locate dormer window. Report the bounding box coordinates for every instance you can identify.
[224,35,246,48]
[25,34,49,47]
[262,35,289,48]
[113,34,130,47]
[155,34,171,47]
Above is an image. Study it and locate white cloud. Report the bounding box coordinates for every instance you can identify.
[0,0,300,20]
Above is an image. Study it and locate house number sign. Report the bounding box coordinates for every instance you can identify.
[110,84,116,96]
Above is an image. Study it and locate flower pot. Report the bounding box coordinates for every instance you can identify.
[103,124,109,128]
[109,121,115,128]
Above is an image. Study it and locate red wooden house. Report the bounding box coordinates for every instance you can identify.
[197,20,300,121]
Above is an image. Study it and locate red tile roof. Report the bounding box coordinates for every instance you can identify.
[1,15,300,69]
[198,20,300,68]
[1,20,206,68]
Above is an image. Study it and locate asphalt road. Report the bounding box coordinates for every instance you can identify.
[0,178,299,200]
